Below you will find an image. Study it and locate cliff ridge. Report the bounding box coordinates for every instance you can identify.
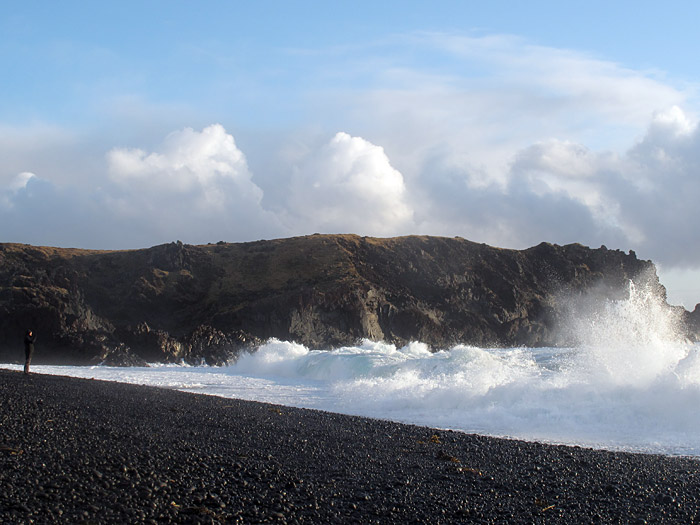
[0,235,692,365]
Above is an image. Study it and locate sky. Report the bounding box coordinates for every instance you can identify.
[3,1,700,307]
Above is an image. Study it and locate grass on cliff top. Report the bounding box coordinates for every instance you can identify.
[0,243,119,260]
[196,233,499,299]
[200,234,367,294]
[0,234,506,300]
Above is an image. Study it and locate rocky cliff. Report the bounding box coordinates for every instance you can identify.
[0,234,696,365]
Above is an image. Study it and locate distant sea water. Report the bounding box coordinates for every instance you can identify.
[4,282,700,457]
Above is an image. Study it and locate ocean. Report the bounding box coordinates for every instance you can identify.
[3,282,700,457]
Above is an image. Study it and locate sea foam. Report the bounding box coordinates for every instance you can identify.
[3,280,700,456]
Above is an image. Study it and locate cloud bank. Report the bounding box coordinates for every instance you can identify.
[2,109,700,270]
[339,32,687,186]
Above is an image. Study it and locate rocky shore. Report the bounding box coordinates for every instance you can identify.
[1,370,699,523]
[5,235,698,366]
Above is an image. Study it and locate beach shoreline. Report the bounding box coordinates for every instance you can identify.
[1,369,699,523]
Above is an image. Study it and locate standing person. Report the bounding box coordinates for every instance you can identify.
[24,329,36,375]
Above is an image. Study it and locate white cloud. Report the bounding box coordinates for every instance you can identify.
[0,125,285,248]
[342,32,689,191]
[286,132,413,235]
[1,172,35,209]
[108,124,262,212]
[102,124,285,243]
[616,107,700,264]
[416,32,684,129]
[514,140,601,181]
[510,140,622,226]
[628,106,698,174]
[0,124,89,189]
[0,173,109,247]
[392,103,700,275]
[444,105,700,267]
[9,171,35,191]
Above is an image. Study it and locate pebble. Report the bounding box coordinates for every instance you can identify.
[2,369,700,523]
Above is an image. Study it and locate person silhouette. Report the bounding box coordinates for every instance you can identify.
[24,329,36,375]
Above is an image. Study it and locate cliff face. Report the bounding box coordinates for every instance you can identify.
[0,235,689,365]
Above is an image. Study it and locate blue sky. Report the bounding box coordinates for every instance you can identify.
[3,1,700,306]
[4,2,699,128]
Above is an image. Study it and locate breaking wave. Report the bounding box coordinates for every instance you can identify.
[5,280,700,456]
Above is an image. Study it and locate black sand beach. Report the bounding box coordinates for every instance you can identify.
[1,369,699,523]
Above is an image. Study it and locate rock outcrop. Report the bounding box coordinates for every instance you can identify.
[0,235,692,365]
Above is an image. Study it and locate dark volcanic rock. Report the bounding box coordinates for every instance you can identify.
[183,325,262,366]
[2,370,700,524]
[0,235,693,364]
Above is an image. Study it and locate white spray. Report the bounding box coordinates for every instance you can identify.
[4,277,700,455]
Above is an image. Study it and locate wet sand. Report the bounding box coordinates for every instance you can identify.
[1,369,699,523]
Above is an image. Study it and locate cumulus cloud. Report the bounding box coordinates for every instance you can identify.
[456,106,700,266]
[286,132,413,235]
[0,173,110,247]
[410,156,630,253]
[0,125,285,248]
[9,172,35,192]
[617,107,700,264]
[345,32,688,190]
[1,172,35,208]
[102,124,284,243]
[509,140,624,234]
[4,111,700,273]
[628,106,698,177]
[3,31,694,255]
[1,171,37,207]
[402,105,700,279]
[108,124,262,211]
[3,107,700,280]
